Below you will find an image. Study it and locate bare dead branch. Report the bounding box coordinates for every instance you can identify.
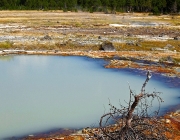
[88,71,171,140]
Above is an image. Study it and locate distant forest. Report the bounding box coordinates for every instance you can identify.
[0,0,179,14]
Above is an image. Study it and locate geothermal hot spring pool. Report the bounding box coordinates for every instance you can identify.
[0,55,179,139]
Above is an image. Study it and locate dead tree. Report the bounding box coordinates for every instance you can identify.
[90,71,171,140]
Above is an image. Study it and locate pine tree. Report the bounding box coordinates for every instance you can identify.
[158,0,167,13]
[88,0,102,12]
[25,0,37,9]
[145,0,152,12]
[126,0,135,12]
[172,0,177,13]
[101,0,109,13]
[48,0,56,9]
[0,0,177,13]
[109,0,117,13]
[166,0,175,12]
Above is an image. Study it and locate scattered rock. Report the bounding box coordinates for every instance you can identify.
[100,41,116,51]
[42,35,52,40]
[165,119,171,124]
[54,50,58,53]
[151,48,154,51]
[127,33,133,37]
[126,41,135,46]
[164,44,175,49]
[167,56,174,63]
[153,48,168,51]
[159,33,165,37]
[98,36,102,39]
[136,42,141,47]
[173,112,180,116]
[174,36,180,40]
[161,118,171,124]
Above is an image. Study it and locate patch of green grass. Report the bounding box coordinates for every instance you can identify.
[54,41,100,51]
[112,39,180,52]
[159,56,180,66]
[0,41,13,49]
[174,58,180,63]
[74,22,82,27]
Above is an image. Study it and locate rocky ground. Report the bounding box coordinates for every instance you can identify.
[12,111,180,140]
[0,11,180,139]
[0,11,180,77]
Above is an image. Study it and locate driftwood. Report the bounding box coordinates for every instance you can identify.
[89,71,172,140]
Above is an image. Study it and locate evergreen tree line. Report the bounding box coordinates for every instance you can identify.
[0,0,179,14]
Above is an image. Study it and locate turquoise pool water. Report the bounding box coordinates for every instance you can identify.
[0,55,179,139]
